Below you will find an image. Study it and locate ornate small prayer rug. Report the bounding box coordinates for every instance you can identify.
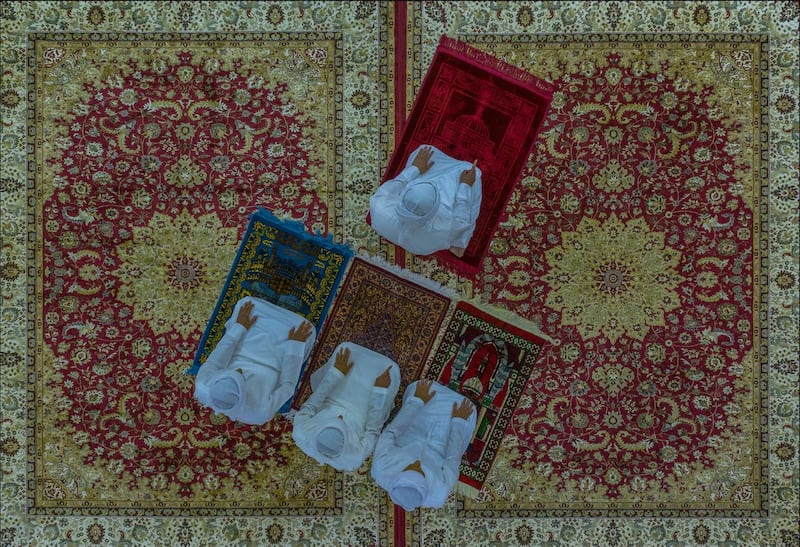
[294,257,451,409]
[381,35,554,274]
[188,207,352,377]
[425,301,547,495]
[29,32,346,516]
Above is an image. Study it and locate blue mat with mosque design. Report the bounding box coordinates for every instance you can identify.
[187,207,353,410]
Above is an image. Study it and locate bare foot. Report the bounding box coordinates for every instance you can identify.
[449,246,465,257]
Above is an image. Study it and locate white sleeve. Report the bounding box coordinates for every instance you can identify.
[237,339,307,425]
[294,367,345,423]
[370,166,421,243]
[372,166,420,203]
[429,417,471,505]
[194,324,247,400]
[449,171,482,249]
[348,385,390,464]
[370,397,424,490]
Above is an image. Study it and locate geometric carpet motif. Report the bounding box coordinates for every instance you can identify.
[456,33,770,518]
[28,31,345,516]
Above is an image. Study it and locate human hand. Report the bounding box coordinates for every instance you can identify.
[236,301,258,329]
[374,366,392,388]
[414,379,436,404]
[449,246,465,257]
[459,160,478,186]
[412,146,435,174]
[333,347,354,375]
[452,398,474,420]
[288,321,313,342]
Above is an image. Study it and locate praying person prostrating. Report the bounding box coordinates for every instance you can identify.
[194,296,316,425]
[370,379,477,511]
[292,342,401,471]
[369,145,482,257]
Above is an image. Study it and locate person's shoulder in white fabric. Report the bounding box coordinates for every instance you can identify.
[293,342,401,471]
[370,379,476,511]
[369,144,482,256]
[194,296,316,425]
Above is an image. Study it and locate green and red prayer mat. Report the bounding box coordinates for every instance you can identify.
[377,35,554,275]
[426,301,547,496]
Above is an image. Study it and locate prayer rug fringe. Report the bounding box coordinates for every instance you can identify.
[438,34,555,95]
[357,253,459,298]
[463,299,556,344]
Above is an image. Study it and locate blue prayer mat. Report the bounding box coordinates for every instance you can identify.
[188,207,353,412]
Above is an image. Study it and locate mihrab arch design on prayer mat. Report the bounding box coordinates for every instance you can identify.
[28,32,347,516]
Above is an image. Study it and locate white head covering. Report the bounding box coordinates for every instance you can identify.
[208,370,245,415]
[316,424,346,458]
[396,180,440,223]
[390,470,428,511]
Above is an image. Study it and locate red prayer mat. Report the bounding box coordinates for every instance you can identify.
[380,35,554,274]
[425,301,547,495]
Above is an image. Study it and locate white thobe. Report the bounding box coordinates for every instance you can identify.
[194,296,316,425]
[371,381,477,509]
[292,342,401,471]
[370,145,482,255]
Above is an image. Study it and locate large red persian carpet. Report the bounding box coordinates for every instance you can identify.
[378,35,553,274]
[30,32,346,515]
[388,19,769,543]
[429,33,769,519]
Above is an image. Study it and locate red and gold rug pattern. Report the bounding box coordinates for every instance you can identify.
[426,301,547,494]
[31,33,344,515]
[295,258,452,409]
[4,2,795,545]
[458,34,768,516]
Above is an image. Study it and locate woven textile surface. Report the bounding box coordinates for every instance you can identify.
[189,207,352,375]
[2,2,798,545]
[380,35,553,274]
[394,28,770,543]
[28,31,348,516]
[295,257,451,410]
[426,301,548,495]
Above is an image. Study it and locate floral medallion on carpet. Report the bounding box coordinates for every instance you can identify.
[451,33,770,518]
[29,32,346,515]
[3,2,796,546]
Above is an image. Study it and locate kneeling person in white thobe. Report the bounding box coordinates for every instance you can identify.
[293,342,401,471]
[194,296,316,425]
[370,145,482,257]
[371,380,477,511]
